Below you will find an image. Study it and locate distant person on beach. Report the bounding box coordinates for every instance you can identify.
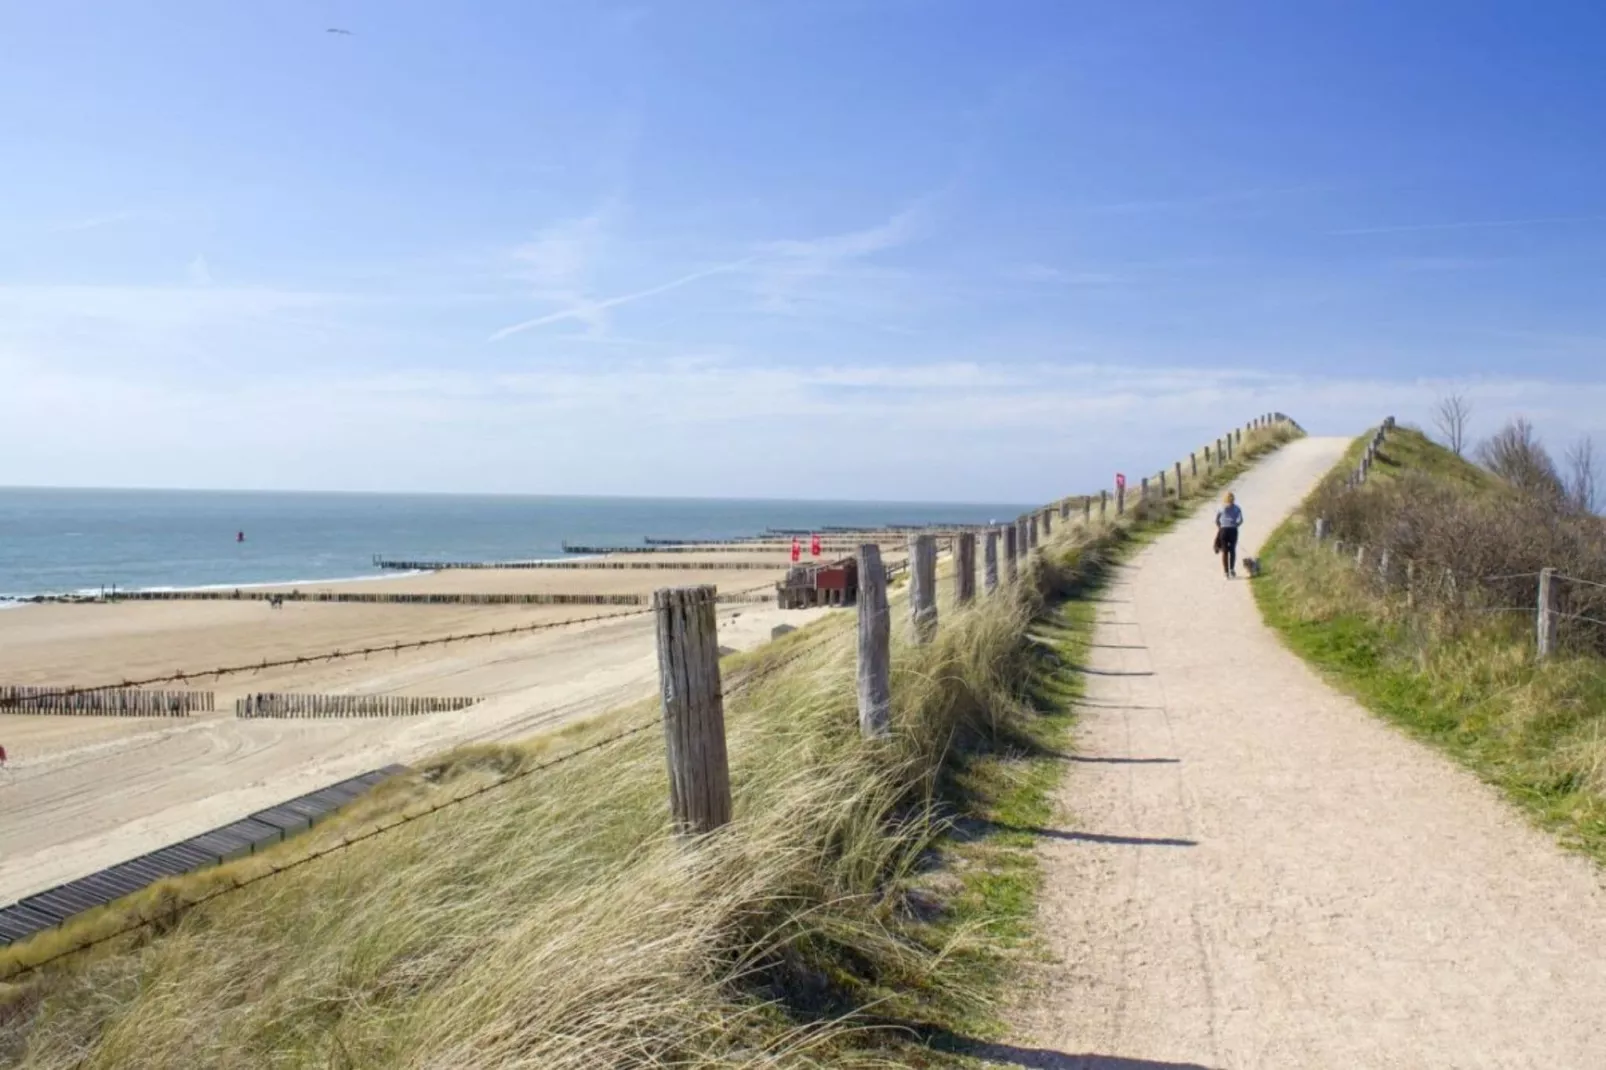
[0,743,8,769]
[1215,492,1243,578]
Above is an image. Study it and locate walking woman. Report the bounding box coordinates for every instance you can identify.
[1215,492,1244,577]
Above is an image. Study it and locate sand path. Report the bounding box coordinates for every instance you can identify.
[1003,437,1606,1069]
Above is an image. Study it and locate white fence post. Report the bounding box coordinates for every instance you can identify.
[1537,567,1558,659]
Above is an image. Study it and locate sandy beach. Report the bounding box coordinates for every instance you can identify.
[0,548,871,906]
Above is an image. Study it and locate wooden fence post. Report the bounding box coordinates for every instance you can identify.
[1174,461,1183,495]
[1084,496,1092,523]
[1116,481,1126,515]
[1314,517,1328,542]
[1227,434,1235,460]
[653,585,732,835]
[1029,514,1039,549]
[1537,567,1558,659]
[984,529,999,593]
[1100,490,1107,518]
[857,545,891,738]
[1140,476,1149,502]
[909,534,938,643]
[1042,508,1052,537]
[1190,452,1198,478]
[1405,559,1415,608]
[956,531,976,605]
[1004,524,1019,582]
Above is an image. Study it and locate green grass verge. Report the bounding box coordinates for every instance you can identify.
[1255,430,1606,864]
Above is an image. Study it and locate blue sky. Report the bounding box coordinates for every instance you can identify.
[3,0,1605,499]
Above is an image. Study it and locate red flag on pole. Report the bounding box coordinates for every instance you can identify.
[810,533,821,557]
[1115,473,1126,490]
[791,537,801,562]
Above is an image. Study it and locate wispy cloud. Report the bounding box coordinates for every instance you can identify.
[750,195,936,315]
[488,258,753,342]
[1333,214,1606,236]
[51,208,171,233]
[1086,184,1332,217]
[1011,264,1123,286]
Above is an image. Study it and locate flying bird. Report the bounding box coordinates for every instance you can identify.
[326,27,354,35]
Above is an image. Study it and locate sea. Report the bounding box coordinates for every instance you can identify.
[0,487,1032,600]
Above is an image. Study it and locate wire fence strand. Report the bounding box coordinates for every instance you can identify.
[0,621,849,983]
[0,713,667,983]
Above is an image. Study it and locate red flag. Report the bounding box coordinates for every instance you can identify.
[1115,472,1126,490]
[791,537,801,562]
[810,533,821,557]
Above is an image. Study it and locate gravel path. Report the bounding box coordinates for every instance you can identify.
[999,436,1606,1070]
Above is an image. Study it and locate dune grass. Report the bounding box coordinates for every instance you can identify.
[1255,427,1606,864]
[0,422,1300,1069]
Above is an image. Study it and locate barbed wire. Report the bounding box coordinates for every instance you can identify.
[2,579,785,708]
[1559,612,1606,629]
[1482,572,1542,582]
[0,712,665,983]
[0,621,848,982]
[1555,573,1606,592]
[0,607,657,705]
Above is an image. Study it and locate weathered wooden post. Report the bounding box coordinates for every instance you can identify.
[1140,476,1149,503]
[956,531,977,605]
[1158,471,1168,498]
[1174,461,1183,495]
[1378,548,1391,586]
[1018,516,1030,559]
[856,545,891,738]
[1314,517,1328,542]
[909,534,937,643]
[1004,524,1019,582]
[1226,434,1235,460]
[1060,499,1070,521]
[1405,559,1416,608]
[1537,567,1558,659]
[1042,508,1052,537]
[1029,514,1039,549]
[1190,451,1198,478]
[1355,545,1367,569]
[1116,480,1126,515]
[983,529,999,593]
[1100,489,1108,518]
[1084,496,1092,523]
[653,585,732,835]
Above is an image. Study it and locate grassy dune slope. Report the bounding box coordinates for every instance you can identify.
[1,423,1299,1069]
[1255,426,1606,864]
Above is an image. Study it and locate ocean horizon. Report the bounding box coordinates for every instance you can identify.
[0,486,1033,599]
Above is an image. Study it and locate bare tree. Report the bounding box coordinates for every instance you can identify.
[1565,435,1598,514]
[1433,393,1472,456]
[1477,417,1566,500]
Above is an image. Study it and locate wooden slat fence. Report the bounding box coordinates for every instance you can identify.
[0,685,211,716]
[235,693,480,719]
